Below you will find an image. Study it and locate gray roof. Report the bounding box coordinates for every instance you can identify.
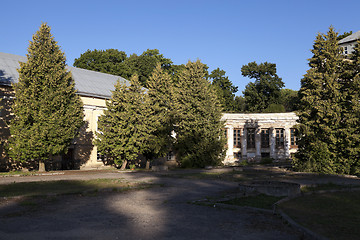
[338,30,360,44]
[0,52,128,99]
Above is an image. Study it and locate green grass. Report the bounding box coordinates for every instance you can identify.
[279,191,360,240]
[219,194,283,210]
[0,178,152,198]
[301,183,355,193]
[0,171,34,176]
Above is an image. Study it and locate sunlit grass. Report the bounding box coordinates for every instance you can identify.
[301,183,355,193]
[279,191,360,240]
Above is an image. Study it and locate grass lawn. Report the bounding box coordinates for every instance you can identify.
[0,179,152,198]
[279,191,360,240]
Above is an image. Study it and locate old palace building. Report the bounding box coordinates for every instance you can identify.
[0,52,298,170]
[222,113,298,164]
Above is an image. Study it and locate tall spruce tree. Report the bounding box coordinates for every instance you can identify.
[337,39,360,174]
[294,27,345,173]
[143,64,175,169]
[8,23,84,171]
[173,60,225,168]
[95,75,153,170]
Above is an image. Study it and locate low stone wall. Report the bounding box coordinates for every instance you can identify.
[238,180,301,197]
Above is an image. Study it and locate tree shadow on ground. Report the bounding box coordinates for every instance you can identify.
[0,172,306,240]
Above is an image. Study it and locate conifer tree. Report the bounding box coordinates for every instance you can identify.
[95,75,153,169]
[8,23,84,171]
[337,39,360,174]
[173,60,225,168]
[143,64,175,169]
[294,27,345,173]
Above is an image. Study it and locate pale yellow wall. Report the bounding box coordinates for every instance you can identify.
[75,96,107,169]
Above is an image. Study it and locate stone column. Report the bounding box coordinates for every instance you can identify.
[255,128,261,160]
[284,127,291,158]
[226,126,234,163]
[241,128,247,159]
[270,128,276,159]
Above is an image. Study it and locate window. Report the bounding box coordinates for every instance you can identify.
[261,129,269,148]
[167,151,175,161]
[234,152,241,159]
[97,152,106,162]
[233,128,241,148]
[290,128,298,147]
[247,128,255,149]
[276,128,285,148]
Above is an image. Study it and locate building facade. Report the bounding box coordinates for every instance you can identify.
[338,30,360,56]
[0,52,126,170]
[1,52,299,170]
[222,113,298,164]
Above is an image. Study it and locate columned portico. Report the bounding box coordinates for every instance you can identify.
[255,127,261,159]
[221,113,298,164]
[269,127,276,159]
[241,128,247,159]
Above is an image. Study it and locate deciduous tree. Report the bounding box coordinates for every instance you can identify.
[210,68,238,112]
[241,62,284,112]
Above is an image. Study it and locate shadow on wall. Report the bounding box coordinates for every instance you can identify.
[45,121,95,170]
[70,121,94,169]
[0,86,21,171]
[243,119,260,161]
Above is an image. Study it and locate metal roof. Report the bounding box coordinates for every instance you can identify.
[0,52,128,99]
[338,30,360,44]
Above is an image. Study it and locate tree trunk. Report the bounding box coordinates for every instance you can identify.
[38,159,45,172]
[146,160,150,170]
[120,160,128,170]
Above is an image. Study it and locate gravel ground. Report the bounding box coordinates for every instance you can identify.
[0,170,307,240]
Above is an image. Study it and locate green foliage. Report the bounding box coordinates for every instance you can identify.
[143,64,175,162]
[279,88,299,112]
[295,27,360,175]
[233,95,246,112]
[241,62,285,112]
[74,48,174,87]
[209,68,238,112]
[73,49,129,76]
[262,103,285,113]
[337,31,353,41]
[173,60,226,168]
[8,23,84,169]
[95,75,153,167]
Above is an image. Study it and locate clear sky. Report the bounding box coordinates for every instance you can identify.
[1,0,359,95]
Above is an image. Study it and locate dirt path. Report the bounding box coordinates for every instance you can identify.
[0,170,306,240]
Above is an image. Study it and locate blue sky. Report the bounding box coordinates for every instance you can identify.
[1,0,359,95]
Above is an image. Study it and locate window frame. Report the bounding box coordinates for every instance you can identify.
[290,128,298,148]
[233,128,241,148]
[275,128,285,148]
[261,129,270,148]
[247,128,256,149]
